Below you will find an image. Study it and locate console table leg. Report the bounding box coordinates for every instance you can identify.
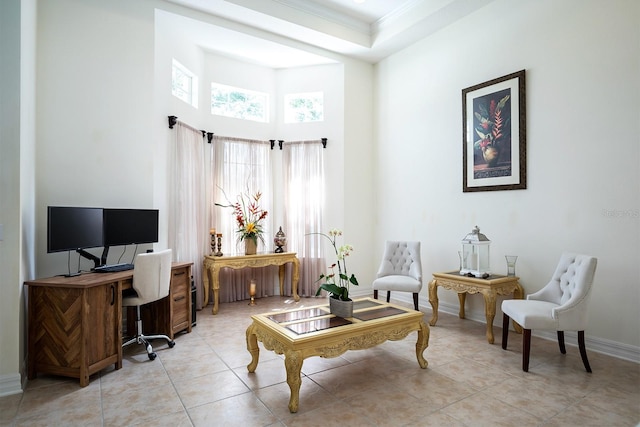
[291,258,300,302]
[278,265,285,296]
[428,279,439,326]
[202,269,210,308]
[482,290,497,344]
[284,350,303,413]
[458,292,467,319]
[512,282,524,334]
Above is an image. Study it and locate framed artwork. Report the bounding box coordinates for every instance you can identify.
[462,70,526,192]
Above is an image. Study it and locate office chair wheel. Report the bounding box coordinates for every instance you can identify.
[148,352,157,360]
[168,340,176,348]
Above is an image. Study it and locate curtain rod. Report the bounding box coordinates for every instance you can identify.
[168,116,214,143]
[270,138,327,150]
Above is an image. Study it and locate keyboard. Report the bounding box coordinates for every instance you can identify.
[93,263,134,273]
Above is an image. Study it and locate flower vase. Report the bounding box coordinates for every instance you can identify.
[245,238,257,255]
[329,298,353,318]
[482,146,500,167]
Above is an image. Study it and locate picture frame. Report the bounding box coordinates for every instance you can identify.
[462,70,526,192]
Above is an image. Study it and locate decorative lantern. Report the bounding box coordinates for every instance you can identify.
[460,225,491,278]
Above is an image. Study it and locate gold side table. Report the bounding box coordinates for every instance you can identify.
[428,271,523,344]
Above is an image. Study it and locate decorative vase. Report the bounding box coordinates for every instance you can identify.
[482,145,500,167]
[245,238,257,255]
[329,297,353,318]
[274,226,286,253]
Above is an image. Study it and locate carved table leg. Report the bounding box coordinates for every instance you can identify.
[512,282,524,334]
[415,320,430,369]
[212,267,220,315]
[291,258,300,301]
[458,292,467,319]
[428,279,439,326]
[246,323,260,373]
[482,290,497,344]
[284,350,303,413]
[202,264,210,308]
[278,265,285,296]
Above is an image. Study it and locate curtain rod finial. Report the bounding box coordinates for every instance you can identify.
[207,132,214,144]
[321,138,327,148]
[168,116,178,129]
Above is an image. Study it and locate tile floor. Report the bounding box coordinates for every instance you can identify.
[1,296,639,426]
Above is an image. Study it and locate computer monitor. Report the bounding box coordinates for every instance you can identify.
[103,208,159,247]
[47,206,104,253]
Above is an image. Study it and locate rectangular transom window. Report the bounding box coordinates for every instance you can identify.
[284,92,324,123]
[211,83,269,123]
[171,59,198,108]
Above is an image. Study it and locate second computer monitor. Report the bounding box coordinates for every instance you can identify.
[103,208,159,247]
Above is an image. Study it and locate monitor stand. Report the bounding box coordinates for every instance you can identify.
[76,246,113,269]
[76,249,101,269]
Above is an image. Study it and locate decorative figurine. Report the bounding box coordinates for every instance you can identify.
[274,226,287,253]
[215,233,223,257]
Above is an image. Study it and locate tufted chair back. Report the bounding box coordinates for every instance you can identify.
[527,252,597,330]
[501,252,597,373]
[377,241,422,281]
[372,241,423,310]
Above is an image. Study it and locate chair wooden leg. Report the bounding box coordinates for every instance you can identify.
[502,313,509,350]
[386,292,391,303]
[578,331,592,373]
[522,329,531,372]
[412,293,419,310]
[557,331,566,354]
[373,290,378,300]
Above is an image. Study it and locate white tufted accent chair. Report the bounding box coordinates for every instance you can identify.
[372,241,422,310]
[501,252,597,372]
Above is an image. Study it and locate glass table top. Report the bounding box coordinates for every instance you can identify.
[266,299,409,335]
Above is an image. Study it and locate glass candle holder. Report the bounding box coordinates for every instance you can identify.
[505,255,518,276]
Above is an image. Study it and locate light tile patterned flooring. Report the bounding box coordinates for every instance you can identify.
[2,296,639,426]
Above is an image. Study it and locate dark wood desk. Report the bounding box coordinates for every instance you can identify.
[25,262,192,386]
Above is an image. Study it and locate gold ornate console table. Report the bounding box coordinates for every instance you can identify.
[246,298,429,413]
[428,271,523,344]
[203,252,300,315]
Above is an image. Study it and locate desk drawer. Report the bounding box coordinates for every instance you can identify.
[171,268,189,296]
[170,265,191,334]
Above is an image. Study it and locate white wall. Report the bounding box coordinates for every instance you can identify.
[36,0,157,277]
[374,0,640,354]
[0,0,37,396]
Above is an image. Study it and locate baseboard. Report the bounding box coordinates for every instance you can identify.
[0,372,23,397]
[367,290,640,364]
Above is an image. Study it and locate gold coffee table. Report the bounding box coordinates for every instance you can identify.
[246,298,429,413]
[428,271,524,344]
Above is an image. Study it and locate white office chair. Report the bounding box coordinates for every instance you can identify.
[501,252,597,372]
[372,241,422,310]
[122,249,175,360]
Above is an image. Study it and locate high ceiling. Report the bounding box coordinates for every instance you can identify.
[162,0,494,68]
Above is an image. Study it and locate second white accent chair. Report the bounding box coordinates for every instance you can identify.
[501,252,598,372]
[372,241,423,311]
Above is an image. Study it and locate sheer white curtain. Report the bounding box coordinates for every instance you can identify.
[283,140,325,297]
[211,135,274,302]
[168,122,210,310]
